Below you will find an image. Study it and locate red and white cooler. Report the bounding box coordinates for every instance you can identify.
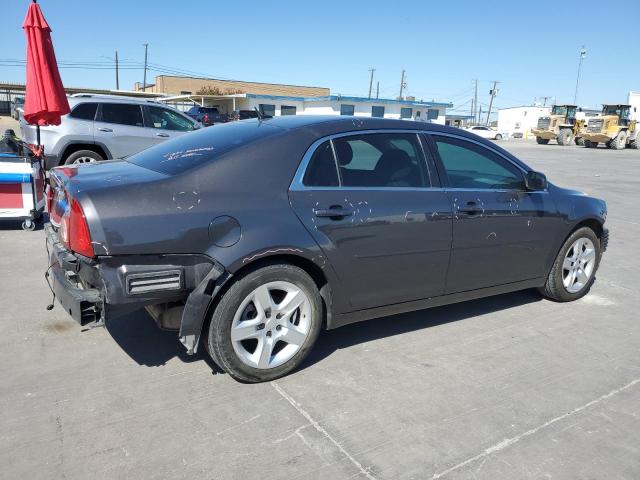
[0,153,45,230]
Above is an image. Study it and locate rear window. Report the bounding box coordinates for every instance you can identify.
[127,120,281,175]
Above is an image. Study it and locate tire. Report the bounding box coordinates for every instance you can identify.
[539,227,601,302]
[584,140,598,148]
[557,128,573,146]
[536,137,550,145]
[576,136,585,146]
[629,135,640,149]
[64,149,104,165]
[206,264,323,382]
[609,130,627,150]
[494,134,503,140]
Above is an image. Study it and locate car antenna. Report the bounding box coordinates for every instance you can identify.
[253,107,263,123]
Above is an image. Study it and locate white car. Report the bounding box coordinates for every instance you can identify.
[465,125,504,140]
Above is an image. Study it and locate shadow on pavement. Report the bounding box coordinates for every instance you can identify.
[106,309,223,373]
[300,288,543,370]
[106,289,542,376]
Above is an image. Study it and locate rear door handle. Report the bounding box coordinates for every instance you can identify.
[156,133,170,138]
[458,201,482,216]
[97,127,113,132]
[314,206,354,219]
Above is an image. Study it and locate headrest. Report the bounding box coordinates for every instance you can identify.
[334,141,353,166]
[376,149,412,174]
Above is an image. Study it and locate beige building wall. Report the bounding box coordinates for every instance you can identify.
[136,76,329,97]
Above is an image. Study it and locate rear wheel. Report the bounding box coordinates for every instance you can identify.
[64,149,104,165]
[576,136,585,146]
[539,227,601,302]
[557,128,573,146]
[494,134,503,140]
[536,137,550,145]
[206,264,322,382]
[609,130,627,150]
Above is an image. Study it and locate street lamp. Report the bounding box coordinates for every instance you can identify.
[573,46,586,105]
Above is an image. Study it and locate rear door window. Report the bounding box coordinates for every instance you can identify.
[333,133,430,188]
[99,103,144,127]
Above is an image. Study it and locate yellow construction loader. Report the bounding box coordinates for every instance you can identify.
[581,104,639,149]
[532,105,585,146]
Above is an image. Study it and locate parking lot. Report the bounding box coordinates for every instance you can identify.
[1,139,638,479]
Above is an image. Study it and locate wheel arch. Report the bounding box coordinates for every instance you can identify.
[60,143,110,165]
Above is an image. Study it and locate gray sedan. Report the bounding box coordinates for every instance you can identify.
[45,116,608,382]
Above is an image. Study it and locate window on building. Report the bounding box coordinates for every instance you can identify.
[333,133,429,188]
[400,107,413,119]
[69,103,98,121]
[259,104,275,117]
[371,106,385,118]
[340,104,355,116]
[180,91,192,95]
[427,109,439,120]
[303,141,339,187]
[432,136,524,190]
[281,105,297,116]
[415,111,421,118]
[99,103,144,127]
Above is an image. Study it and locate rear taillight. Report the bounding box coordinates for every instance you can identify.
[203,114,209,123]
[60,198,94,258]
[45,184,53,213]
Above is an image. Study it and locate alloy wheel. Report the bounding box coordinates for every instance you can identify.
[230,281,311,369]
[562,237,596,293]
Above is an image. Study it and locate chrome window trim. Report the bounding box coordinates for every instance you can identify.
[290,129,436,192]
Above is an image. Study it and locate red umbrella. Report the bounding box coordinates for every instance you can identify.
[22,0,69,137]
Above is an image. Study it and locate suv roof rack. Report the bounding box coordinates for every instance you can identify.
[70,93,161,104]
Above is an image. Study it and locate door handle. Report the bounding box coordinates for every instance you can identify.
[314,206,354,219]
[156,133,170,138]
[458,201,482,216]
[97,127,113,132]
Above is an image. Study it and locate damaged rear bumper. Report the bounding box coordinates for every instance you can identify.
[45,222,227,351]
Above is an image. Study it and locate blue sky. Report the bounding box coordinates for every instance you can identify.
[2,0,638,114]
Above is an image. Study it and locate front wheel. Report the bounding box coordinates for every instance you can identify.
[206,264,323,382]
[557,128,573,146]
[494,134,503,140]
[539,227,601,302]
[536,137,550,145]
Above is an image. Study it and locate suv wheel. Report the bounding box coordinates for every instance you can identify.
[206,264,322,382]
[64,150,104,165]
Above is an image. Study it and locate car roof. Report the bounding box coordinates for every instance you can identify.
[68,95,162,107]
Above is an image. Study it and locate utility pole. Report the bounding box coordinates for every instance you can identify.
[479,105,482,126]
[541,96,551,106]
[115,50,120,90]
[368,68,376,99]
[573,45,587,105]
[486,80,499,125]
[376,81,379,99]
[399,69,406,99]
[142,43,149,91]
[472,78,478,124]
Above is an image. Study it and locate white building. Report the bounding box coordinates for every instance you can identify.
[160,93,451,124]
[497,106,551,138]
[629,91,640,118]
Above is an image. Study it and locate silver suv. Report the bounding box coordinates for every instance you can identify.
[20,94,200,169]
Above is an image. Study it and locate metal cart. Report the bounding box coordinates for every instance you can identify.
[0,152,45,231]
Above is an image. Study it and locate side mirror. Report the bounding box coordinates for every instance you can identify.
[525,171,547,191]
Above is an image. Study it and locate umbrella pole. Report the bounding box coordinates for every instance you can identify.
[36,125,40,147]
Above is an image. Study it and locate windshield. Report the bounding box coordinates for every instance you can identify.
[127,119,281,175]
[602,105,629,117]
[551,106,568,116]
